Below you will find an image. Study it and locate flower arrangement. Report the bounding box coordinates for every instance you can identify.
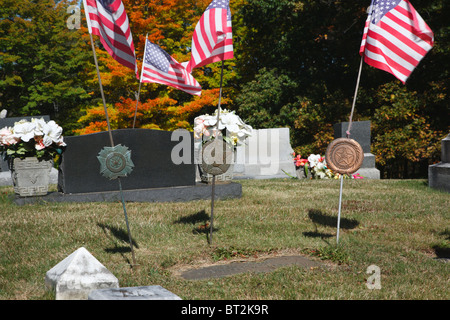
[293,153,363,179]
[194,109,252,146]
[0,118,66,163]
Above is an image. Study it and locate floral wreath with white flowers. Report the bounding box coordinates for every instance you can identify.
[0,118,66,164]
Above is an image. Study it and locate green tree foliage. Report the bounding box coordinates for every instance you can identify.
[233,0,449,177]
[1,0,448,178]
[234,0,368,153]
[0,0,91,133]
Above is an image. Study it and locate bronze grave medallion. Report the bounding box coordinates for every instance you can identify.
[325,138,364,174]
[201,139,233,176]
[97,144,134,180]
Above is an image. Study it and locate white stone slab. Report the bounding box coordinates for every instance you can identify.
[45,247,119,300]
[88,285,182,300]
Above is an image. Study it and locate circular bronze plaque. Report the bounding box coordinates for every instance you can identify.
[201,139,233,176]
[325,138,364,174]
[105,152,127,173]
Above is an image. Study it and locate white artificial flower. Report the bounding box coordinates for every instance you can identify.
[307,154,321,168]
[13,120,36,142]
[0,127,18,146]
[195,109,252,144]
[43,120,65,147]
[203,115,217,127]
[32,118,48,136]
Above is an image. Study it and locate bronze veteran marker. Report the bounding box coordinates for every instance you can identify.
[326,138,364,244]
[201,138,233,245]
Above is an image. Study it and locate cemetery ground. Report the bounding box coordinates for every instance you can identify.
[0,178,448,300]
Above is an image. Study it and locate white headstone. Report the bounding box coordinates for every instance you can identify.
[234,128,296,179]
[45,247,119,300]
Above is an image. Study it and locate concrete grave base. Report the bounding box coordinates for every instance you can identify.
[12,182,242,205]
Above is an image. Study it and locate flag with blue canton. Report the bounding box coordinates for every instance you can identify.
[98,0,114,12]
[185,0,234,73]
[359,0,433,83]
[141,39,202,96]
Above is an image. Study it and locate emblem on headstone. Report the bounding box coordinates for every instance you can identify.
[325,138,364,174]
[200,139,233,176]
[97,144,134,180]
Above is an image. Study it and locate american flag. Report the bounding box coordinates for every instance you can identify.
[141,39,202,96]
[83,0,138,77]
[359,0,434,84]
[185,0,234,73]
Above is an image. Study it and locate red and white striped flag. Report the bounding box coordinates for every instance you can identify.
[185,0,234,73]
[83,0,138,78]
[359,0,434,84]
[141,39,202,96]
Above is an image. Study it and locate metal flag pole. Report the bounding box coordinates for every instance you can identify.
[132,82,142,129]
[88,32,138,268]
[88,33,114,147]
[209,60,225,245]
[133,34,148,129]
[346,56,364,138]
[336,174,344,244]
[336,55,364,245]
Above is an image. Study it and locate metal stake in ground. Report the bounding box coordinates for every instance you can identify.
[336,175,344,244]
[326,55,365,245]
[88,31,138,268]
[201,139,233,244]
[325,138,364,245]
[209,61,225,245]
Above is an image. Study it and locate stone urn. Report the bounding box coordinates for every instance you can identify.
[10,157,53,196]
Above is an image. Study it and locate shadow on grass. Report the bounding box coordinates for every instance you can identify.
[173,210,210,225]
[97,223,139,256]
[174,210,219,244]
[303,209,360,240]
[433,229,450,259]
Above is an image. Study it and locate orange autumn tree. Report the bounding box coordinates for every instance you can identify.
[76,0,236,135]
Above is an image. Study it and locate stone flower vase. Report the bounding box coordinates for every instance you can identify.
[10,157,53,197]
[296,166,311,179]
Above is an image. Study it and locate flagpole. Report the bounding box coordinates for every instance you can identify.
[88,33,114,147]
[133,34,148,129]
[336,174,344,245]
[87,30,137,268]
[209,60,225,245]
[346,55,364,138]
[336,55,364,246]
[132,82,142,129]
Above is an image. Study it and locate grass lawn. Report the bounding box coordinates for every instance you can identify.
[0,178,448,300]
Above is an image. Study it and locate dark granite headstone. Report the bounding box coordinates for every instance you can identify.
[429,133,450,193]
[58,129,195,194]
[333,120,371,153]
[0,115,51,172]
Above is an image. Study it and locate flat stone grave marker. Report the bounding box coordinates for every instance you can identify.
[88,285,182,300]
[180,255,323,280]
